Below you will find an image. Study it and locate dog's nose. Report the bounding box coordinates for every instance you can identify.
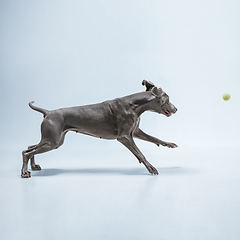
[175,107,178,113]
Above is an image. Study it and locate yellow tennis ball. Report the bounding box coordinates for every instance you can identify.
[223,93,231,101]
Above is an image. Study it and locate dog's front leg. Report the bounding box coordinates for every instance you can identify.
[133,128,178,148]
[117,135,158,175]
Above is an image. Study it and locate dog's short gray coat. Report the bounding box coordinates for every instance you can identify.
[21,80,178,178]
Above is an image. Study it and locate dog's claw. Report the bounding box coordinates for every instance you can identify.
[21,170,31,178]
[31,164,42,171]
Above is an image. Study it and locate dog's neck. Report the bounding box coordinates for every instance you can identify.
[126,91,155,117]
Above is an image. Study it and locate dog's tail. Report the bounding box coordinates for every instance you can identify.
[29,101,49,118]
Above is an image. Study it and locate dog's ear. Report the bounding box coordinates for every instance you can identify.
[142,80,155,91]
[151,87,163,97]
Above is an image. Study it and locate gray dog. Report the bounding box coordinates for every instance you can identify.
[21,80,178,178]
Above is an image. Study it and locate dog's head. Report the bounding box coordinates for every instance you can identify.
[142,80,177,117]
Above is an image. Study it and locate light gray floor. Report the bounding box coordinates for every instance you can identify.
[1,143,239,240]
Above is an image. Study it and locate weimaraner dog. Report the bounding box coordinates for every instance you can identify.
[21,80,178,178]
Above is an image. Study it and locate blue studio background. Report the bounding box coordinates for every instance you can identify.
[1,1,240,240]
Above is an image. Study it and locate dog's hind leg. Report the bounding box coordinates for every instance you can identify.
[117,135,158,175]
[27,145,42,171]
[133,128,178,148]
[21,118,64,178]
[21,146,36,178]
[21,140,59,178]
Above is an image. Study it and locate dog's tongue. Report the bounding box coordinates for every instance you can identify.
[165,108,172,116]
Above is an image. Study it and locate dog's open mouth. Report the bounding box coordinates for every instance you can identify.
[163,108,172,117]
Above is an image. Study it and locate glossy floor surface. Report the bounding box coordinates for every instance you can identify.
[1,144,239,240]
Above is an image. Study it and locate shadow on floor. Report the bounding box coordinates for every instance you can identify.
[31,166,194,177]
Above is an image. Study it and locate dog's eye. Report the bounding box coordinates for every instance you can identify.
[160,99,165,104]
[162,98,169,105]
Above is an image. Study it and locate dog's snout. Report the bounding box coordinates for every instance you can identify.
[170,104,177,114]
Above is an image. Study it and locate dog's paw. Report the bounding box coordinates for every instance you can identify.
[167,142,178,148]
[160,142,178,148]
[31,164,42,171]
[21,170,31,178]
[147,165,159,175]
